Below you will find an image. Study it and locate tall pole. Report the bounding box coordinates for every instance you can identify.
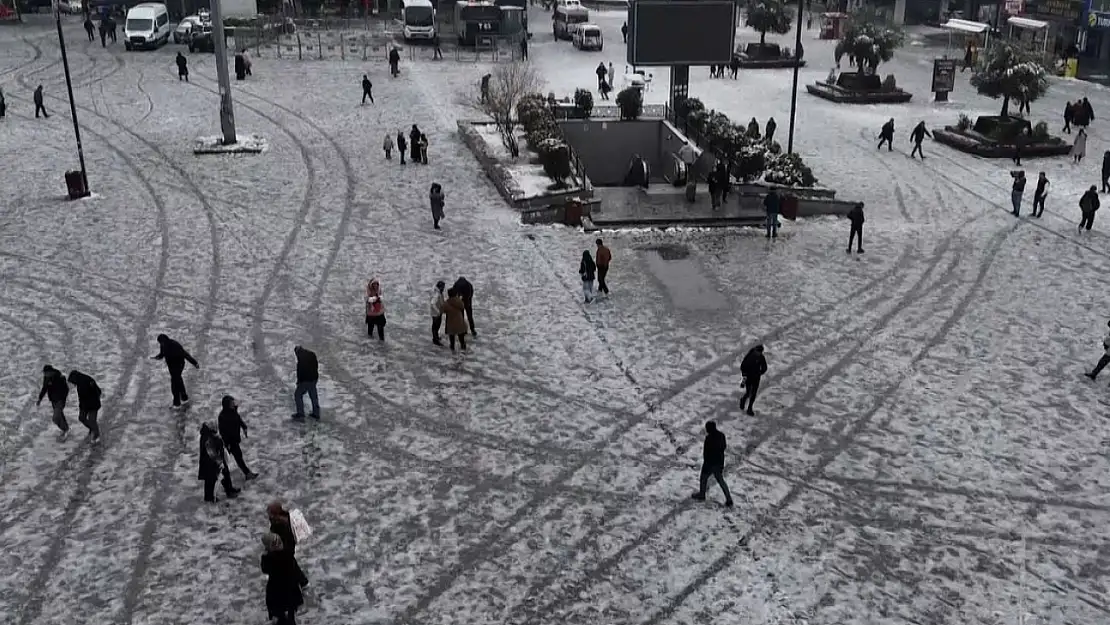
[56,1,90,196]
[786,0,804,155]
[209,0,237,144]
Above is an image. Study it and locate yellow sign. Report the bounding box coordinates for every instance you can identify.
[1066,58,1078,78]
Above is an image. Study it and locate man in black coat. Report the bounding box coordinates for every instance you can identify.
[293,345,320,420]
[106,16,117,42]
[389,46,401,77]
[453,276,477,336]
[877,118,894,151]
[152,333,199,407]
[198,422,239,502]
[409,124,422,163]
[740,345,768,416]
[99,19,108,46]
[218,395,258,479]
[37,365,69,435]
[84,16,95,41]
[397,131,407,165]
[176,52,188,82]
[1079,185,1100,232]
[690,421,733,507]
[33,85,48,119]
[847,202,864,254]
[67,370,102,442]
[909,121,931,159]
[361,74,374,104]
[234,52,247,80]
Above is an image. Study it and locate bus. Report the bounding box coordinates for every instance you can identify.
[494,0,527,33]
[454,0,500,45]
[401,0,435,41]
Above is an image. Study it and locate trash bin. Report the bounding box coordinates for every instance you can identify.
[781,194,799,221]
[65,170,88,200]
[564,199,583,226]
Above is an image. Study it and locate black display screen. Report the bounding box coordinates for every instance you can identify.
[627,0,737,66]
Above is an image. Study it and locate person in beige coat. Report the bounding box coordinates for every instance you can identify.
[443,288,469,352]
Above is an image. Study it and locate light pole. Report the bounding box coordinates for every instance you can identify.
[55,0,90,197]
[786,0,804,154]
[208,0,237,144]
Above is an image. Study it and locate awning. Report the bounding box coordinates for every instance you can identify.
[942,18,991,33]
[1008,16,1049,29]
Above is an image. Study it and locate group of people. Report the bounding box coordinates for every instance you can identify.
[876,118,932,159]
[594,62,617,101]
[0,84,50,120]
[1009,170,1102,230]
[82,14,118,47]
[364,276,478,351]
[708,56,740,80]
[1062,97,1095,134]
[382,123,429,166]
[578,239,612,303]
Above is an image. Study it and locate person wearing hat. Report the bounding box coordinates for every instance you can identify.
[430,280,446,346]
[37,365,70,437]
[217,395,258,480]
[260,531,308,625]
[198,422,239,503]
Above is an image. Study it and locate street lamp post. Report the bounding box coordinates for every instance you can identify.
[55,1,90,197]
[208,0,237,144]
[786,0,804,155]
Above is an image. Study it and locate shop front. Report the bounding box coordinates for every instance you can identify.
[1019,0,1086,57]
[1081,4,1110,78]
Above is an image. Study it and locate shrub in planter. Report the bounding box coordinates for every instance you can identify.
[881,74,897,92]
[676,96,705,120]
[573,88,594,118]
[734,142,768,182]
[956,113,972,131]
[765,152,817,187]
[616,87,643,120]
[537,138,572,187]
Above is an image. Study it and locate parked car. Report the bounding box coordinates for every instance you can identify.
[173,15,200,43]
[188,25,214,52]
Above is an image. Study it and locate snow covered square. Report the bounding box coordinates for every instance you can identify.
[3,7,1110,625]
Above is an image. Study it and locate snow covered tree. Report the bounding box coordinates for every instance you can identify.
[745,0,792,47]
[461,63,544,159]
[970,42,1049,118]
[834,8,905,75]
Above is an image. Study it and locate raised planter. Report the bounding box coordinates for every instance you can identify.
[806,81,913,104]
[932,127,1071,159]
[735,181,837,200]
[737,55,806,69]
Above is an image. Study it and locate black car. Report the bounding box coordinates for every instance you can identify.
[188,26,214,52]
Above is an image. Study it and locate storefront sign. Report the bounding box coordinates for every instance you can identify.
[932,58,958,93]
[1006,0,1026,13]
[1089,9,1110,27]
[1023,0,1085,21]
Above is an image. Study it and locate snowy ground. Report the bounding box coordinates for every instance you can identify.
[3,10,1110,625]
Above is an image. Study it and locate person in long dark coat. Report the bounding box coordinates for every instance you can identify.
[152,333,199,407]
[37,365,69,435]
[361,74,373,104]
[452,276,476,336]
[847,202,864,254]
[389,46,401,76]
[33,85,48,118]
[1079,185,1100,232]
[198,422,239,502]
[176,52,188,82]
[84,16,95,41]
[234,52,247,80]
[690,420,733,507]
[261,532,308,625]
[67,369,102,441]
[267,501,298,556]
[739,345,768,416]
[1063,101,1074,134]
[218,395,258,480]
[409,124,421,163]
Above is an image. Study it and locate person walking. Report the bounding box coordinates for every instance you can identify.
[33,85,48,118]
[480,73,491,103]
[176,52,188,81]
[452,276,476,336]
[962,40,974,71]
[37,365,70,436]
[1082,97,1095,127]
[84,15,95,41]
[107,16,117,42]
[1072,128,1088,164]
[383,131,393,159]
[1032,172,1049,218]
[579,250,597,303]
[268,502,298,556]
[607,62,615,92]
[443,288,469,352]
[153,333,199,408]
[292,345,320,421]
[1086,320,1110,380]
[598,77,611,100]
[595,62,607,89]
[847,202,864,253]
[409,125,421,163]
[621,21,627,43]
[1103,150,1110,193]
[763,188,781,239]
[418,132,429,164]
[877,118,894,151]
[218,395,258,480]
[1010,170,1026,217]
[595,238,612,295]
[389,45,401,77]
[520,35,528,60]
[98,19,108,46]
[1079,185,1101,231]
[690,421,734,507]
[739,345,767,416]
[430,280,446,346]
[0,85,6,119]
[361,74,374,104]
[234,51,247,80]
[396,131,407,165]
[67,370,102,442]
[198,422,239,502]
[429,182,445,229]
[260,532,309,625]
[432,31,443,59]
[765,117,777,143]
[365,278,386,341]
[1063,100,1075,134]
[909,121,931,159]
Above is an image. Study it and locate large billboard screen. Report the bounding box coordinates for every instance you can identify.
[627,0,737,67]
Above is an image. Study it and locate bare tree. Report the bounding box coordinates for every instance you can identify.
[459,62,543,159]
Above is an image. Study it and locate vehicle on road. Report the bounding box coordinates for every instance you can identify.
[400,0,435,41]
[553,0,588,40]
[173,15,202,43]
[188,24,215,52]
[572,22,601,50]
[123,2,170,50]
[454,0,500,46]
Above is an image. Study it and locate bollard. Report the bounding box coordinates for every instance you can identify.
[317,33,322,59]
[296,32,302,60]
[340,33,344,59]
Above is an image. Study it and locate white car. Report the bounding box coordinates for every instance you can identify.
[173,16,201,43]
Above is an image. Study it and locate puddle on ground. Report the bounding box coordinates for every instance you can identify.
[640,244,729,311]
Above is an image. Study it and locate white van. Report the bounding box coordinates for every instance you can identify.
[572,23,602,50]
[124,3,171,51]
[400,0,435,41]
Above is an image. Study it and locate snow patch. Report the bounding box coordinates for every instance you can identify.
[193,133,269,155]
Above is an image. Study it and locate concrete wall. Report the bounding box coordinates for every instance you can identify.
[558,120,663,186]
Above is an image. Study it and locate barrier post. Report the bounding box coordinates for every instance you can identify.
[297,32,303,60]
[317,33,322,59]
